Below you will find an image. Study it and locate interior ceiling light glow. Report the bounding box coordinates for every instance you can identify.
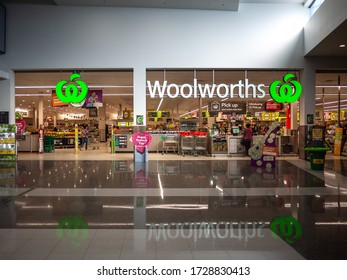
[339,44,346,48]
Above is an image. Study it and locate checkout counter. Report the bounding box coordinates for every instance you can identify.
[17,134,39,152]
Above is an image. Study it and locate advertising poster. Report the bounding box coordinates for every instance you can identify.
[85,90,103,108]
[334,127,343,156]
[51,91,69,107]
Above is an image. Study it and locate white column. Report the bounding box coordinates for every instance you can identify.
[291,101,298,130]
[133,67,146,126]
[38,96,44,127]
[98,102,106,142]
[0,70,15,124]
[299,66,316,125]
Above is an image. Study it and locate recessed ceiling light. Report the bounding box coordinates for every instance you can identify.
[340,44,346,48]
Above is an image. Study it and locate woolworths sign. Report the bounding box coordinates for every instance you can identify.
[147,74,302,103]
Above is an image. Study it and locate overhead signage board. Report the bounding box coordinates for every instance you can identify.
[248,102,265,111]
[209,101,246,114]
[266,102,283,111]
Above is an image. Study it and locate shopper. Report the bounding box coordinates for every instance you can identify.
[80,125,89,150]
[243,123,253,156]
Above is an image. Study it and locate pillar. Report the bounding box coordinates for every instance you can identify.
[0,70,15,124]
[38,96,44,127]
[98,102,106,142]
[133,67,148,163]
[298,64,316,160]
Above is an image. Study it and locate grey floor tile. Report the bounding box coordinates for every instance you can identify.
[192,251,230,260]
[93,229,126,240]
[1,229,39,240]
[49,238,91,254]
[156,239,191,251]
[46,252,85,260]
[122,239,156,252]
[10,252,50,260]
[124,230,151,240]
[157,252,193,260]
[0,239,27,253]
[83,253,120,260]
[86,239,123,253]
[226,251,268,260]
[0,252,14,260]
[16,239,59,253]
[119,252,156,260]
[263,250,304,260]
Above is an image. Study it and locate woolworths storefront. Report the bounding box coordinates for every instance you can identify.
[143,69,302,157]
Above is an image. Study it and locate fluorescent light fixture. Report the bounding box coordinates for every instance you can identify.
[304,0,315,8]
[15,94,51,96]
[316,85,347,88]
[15,108,28,113]
[156,98,163,111]
[179,105,208,117]
[316,100,347,106]
[340,44,346,48]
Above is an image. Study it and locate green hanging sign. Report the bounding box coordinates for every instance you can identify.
[269,73,302,103]
[55,73,88,104]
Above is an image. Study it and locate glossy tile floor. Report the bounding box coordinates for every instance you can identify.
[1,149,347,260]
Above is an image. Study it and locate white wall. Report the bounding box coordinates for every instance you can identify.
[3,3,308,70]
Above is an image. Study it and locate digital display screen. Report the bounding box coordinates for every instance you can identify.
[232,126,240,134]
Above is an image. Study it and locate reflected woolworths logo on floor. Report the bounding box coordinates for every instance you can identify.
[270,216,302,244]
[147,73,302,103]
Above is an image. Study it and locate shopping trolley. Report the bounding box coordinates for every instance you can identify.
[180,134,195,156]
[194,135,208,156]
[88,134,100,150]
[162,134,178,154]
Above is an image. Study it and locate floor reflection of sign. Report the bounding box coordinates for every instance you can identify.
[114,135,127,148]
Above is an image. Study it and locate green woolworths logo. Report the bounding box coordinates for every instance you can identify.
[269,73,302,103]
[56,73,88,103]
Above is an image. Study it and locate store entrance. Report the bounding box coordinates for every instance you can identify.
[146,69,301,157]
[15,69,133,153]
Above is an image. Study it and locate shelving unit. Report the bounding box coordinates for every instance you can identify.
[179,118,199,131]
[0,124,17,161]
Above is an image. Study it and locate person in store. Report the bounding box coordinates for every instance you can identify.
[243,123,253,156]
[80,125,89,150]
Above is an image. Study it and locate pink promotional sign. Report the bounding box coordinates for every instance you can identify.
[16,119,26,134]
[132,132,152,154]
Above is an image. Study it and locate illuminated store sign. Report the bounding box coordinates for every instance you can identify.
[269,73,302,103]
[148,74,302,104]
[55,73,88,105]
[147,79,266,99]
